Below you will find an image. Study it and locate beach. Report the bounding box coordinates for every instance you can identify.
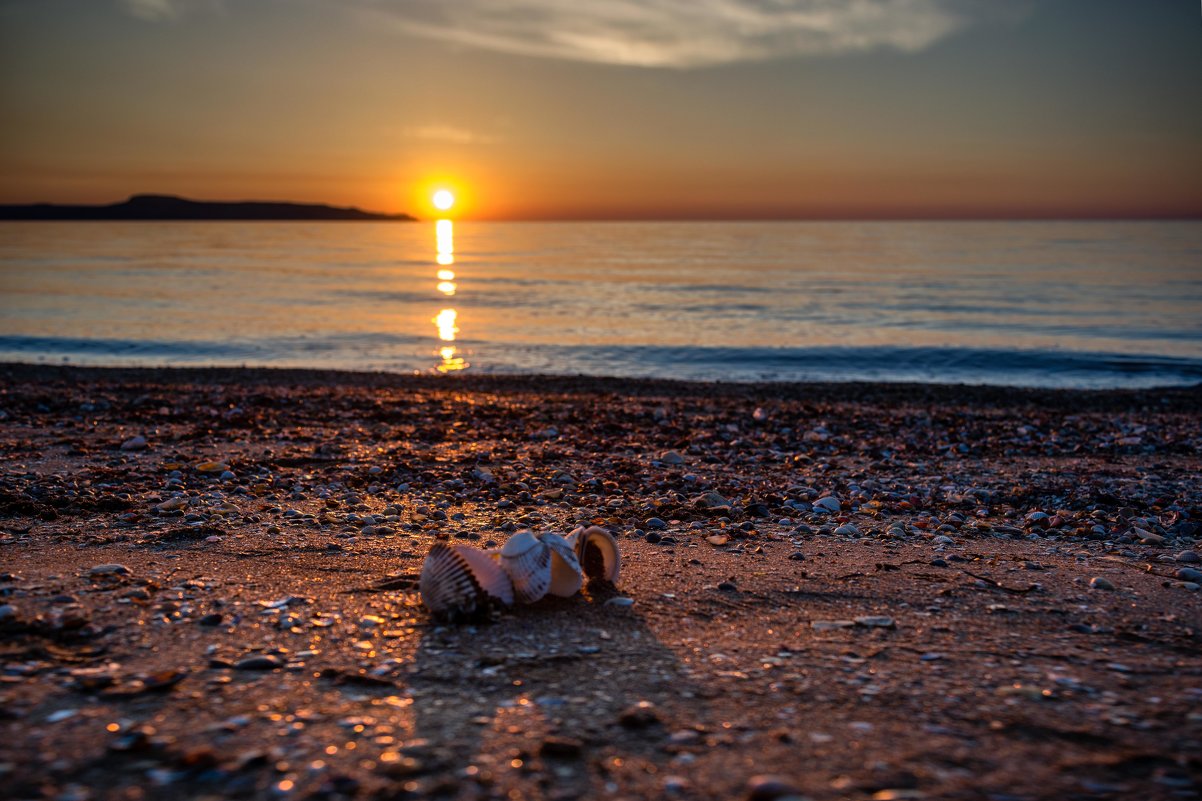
[1,363,1200,801]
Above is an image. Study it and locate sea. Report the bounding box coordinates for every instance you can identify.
[1,220,1200,389]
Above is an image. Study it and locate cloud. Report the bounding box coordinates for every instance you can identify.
[359,0,1025,68]
[404,125,497,145]
[117,0,221,21]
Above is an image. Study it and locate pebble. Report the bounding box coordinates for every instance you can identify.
[119,435,148,451]
[234,655,283,670]
[539,736,584,758]
[1176,567,1202,582]
[0,604,18,624]
[618,700,660,728]
[1176,551,1200,564]
[659,450,686,465]
[1089,576,1115,591]
[834,524,859,536]
[603,597,635,607]
[811,620,855,631]
[646,517,667,530]
[932,535,955,546]
[744,775,802,801]
[693,491,730,509]
[812,496,841,513]
[854,616,895,628]
[88,563,131,577]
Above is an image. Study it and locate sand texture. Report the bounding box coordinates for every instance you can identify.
[1,365,1200,801]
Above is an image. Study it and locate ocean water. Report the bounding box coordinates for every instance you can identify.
[1,220,1200,388]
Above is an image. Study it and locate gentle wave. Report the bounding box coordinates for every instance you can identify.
[2,334,1200,388]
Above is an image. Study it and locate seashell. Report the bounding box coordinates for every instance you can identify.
[420,543,514,621]
[539,532,583,597]
[566,526,621,585]
[500,530,553,604]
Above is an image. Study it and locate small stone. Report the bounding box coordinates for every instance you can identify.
[1134,528,1166,545]
[194,461,229,473]
[539,736,584,757]
[198,613,223,626]
[707,534,730,546]
[812,497,841,514]
[693,491,730,509]
[604,597,635,607]
[745,774,801,801]
[659,450,686,465]
[646,517,667,530]
[855,616,895,629]
[811,620,856,631]
[0,604,18,624]
[788,551,805,561]
[89,563,131,577]
[234,655,283,671]
[1089,576,1115,591]
[1175,550,1201,564]
[1176,567,1202,582]
[834,524,859,536]
[645,531,663,544]
[156,497,187,512]
[717,581,738,592]
[618,700,660,729]
[932,535,955,546]
[120,435,148,451]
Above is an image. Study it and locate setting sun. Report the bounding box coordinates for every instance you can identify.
[432,190,455,211]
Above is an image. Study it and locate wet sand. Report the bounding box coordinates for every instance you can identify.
[1,364,1200,801]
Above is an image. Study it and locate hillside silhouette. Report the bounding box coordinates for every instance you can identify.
[0,194,415,221]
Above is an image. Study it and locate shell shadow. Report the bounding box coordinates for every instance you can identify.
[391,595,701,799]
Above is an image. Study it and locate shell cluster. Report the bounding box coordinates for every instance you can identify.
[419,526,620,621]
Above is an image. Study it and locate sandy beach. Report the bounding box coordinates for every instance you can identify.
[1,364,1199,801]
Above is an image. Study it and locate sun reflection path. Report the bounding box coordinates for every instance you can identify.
[431,219,467,373]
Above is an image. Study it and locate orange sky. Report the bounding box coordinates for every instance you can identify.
[1,0,1200,219]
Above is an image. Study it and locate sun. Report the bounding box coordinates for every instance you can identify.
[432,190,455,211]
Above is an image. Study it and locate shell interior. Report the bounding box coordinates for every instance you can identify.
[539,532,583,597]
[569,526,621,585]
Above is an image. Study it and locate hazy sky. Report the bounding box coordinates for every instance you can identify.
[2,0,1200,219]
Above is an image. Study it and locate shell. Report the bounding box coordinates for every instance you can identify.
[500,530,553,604]
[420,543,514,621]
[566,526,621,585]
[539,532,583,597]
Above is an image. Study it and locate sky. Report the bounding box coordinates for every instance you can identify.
[1,0,1200,220]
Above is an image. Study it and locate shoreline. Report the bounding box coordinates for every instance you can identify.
[1,363,1199,800]
[4,362,1201,411]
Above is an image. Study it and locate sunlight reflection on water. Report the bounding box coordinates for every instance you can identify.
[1,220,1200,387]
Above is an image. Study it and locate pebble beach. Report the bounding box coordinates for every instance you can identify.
[1,364,1200,801]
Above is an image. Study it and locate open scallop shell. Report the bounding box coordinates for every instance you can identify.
[566,526,621,585]
[420,542,514,621]
[500,530,553,604]
[539,532,583,597]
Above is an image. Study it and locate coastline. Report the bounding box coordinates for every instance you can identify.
[1,363,1199,800]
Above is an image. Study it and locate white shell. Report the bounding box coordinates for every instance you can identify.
[539,532,583,597]
[420,543,514,620]
[567,526,621,585]
[500,530,552,604]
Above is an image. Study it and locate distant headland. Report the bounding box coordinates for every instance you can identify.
[0,194,415,221]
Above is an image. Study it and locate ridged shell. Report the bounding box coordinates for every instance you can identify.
[500,530,552,604]
[567,526,621,585]
[539,532,583,597]
[420,543,514,621]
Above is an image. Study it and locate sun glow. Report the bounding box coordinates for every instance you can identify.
[432,190,455,211]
